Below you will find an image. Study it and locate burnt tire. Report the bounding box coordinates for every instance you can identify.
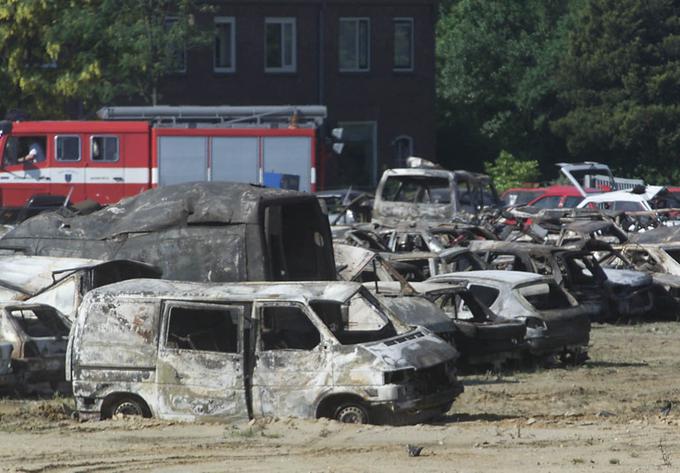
[103,395,151,419]
[335,403,369,424]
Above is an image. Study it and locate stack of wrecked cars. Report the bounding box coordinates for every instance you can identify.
[0,182,465,424]
[0,256,160,391]
[428,271,591,364]
[335,244,526,369]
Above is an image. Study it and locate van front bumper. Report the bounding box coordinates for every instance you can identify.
[368,383,464,425]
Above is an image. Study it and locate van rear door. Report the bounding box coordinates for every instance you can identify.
[156,301,249,421]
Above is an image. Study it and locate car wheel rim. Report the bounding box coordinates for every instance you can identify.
[337,406,365,424]
[114,401,143,417]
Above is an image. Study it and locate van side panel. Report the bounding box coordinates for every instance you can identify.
[75,298,160,368]
[72,297,161,417]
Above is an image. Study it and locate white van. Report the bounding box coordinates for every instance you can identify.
[67,280,463,425]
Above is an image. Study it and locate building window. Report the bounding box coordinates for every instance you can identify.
[265,17,296,73]
[164,16,187,73]
[91,136,119,162]
[214,17,236,73]
[392,135,413,167]
[393,18,414,71]
[339,18,370,72]
[55,136,81,162]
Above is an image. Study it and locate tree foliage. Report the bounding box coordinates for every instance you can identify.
[437,0,580,170]
[437,0,680,184]
[551,0,680,181]
[484,150,540,191]
[0,0,208,118]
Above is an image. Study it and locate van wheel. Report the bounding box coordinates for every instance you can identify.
[104,396,151,419]
[335,404,368,424]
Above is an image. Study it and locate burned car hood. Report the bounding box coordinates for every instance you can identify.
[602,268,653,287]
[361,330,458,371]
[381,296,456,335]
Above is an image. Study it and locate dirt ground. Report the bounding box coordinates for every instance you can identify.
[2,322,680,473]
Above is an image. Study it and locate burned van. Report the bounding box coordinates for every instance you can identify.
[372,165,500,226]
[0,182,335,282]
[68,280,463,425]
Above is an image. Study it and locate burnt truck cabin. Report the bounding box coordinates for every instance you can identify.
[0,182,336,283]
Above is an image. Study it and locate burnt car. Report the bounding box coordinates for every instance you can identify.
[1,303,70,386]
[335,245,526,369]
[315,188,373,225]
[335,243,485,284]
[428,271,591,363]
[69,280,463,425]
[0,256,160,321]
[468,240,653,322]
[371,281,526,370]
[372,160,500,227]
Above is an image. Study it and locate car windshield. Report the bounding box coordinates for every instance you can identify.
[311,290,399,345]
[382,176,451,204]
[9,307,69,337]
[503,190,543,206]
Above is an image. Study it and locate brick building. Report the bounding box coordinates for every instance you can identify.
[159,0,437,188]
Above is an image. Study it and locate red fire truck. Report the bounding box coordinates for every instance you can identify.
[0,106,325,212]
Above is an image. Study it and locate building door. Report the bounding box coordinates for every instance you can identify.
[337,122,377,187]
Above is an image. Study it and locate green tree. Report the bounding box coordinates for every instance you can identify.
[484,150,540,191]
[0,0,208,118]
[437,0,581,172]
[551,0,680,182]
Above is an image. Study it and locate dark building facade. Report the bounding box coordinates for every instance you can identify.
[159,0,437,188]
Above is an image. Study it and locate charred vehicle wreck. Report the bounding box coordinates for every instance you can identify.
[68,280,463,425]
[369,282,526,370]
[468,240,653,322]
[335,245,526,369]
[0,182,336,283]
[0,303,70,388]
[428,271,591,364]
[372,159,500,227]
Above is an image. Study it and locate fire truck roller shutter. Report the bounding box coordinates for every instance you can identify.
[158,137,208,186]
[263,137,312,192]
[211,137,259,185]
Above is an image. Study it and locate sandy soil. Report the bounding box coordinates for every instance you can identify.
[1,323,680,472]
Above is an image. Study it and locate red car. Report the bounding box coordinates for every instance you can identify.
[503,185,585,209]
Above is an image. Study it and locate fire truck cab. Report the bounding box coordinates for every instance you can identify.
[0,106,324,216]
[0,120,150,208]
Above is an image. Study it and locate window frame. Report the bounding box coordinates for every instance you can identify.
[214,16,236,73]
[161,301,243,354]
[54,135,82,162]
[338,17,371,72]
[393,17,414,72]
[256,301,323,351]
[89,135,120,163]
[264,17,297,73]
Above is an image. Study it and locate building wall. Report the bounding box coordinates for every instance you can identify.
[159,0,437,188]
